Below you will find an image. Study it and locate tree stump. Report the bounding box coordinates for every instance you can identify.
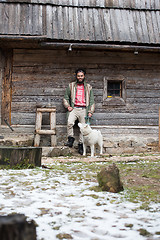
[97,163,124,193]
[0,147,42,167]
[0,214,37,240]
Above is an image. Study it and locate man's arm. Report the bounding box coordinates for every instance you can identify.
[88,88,95,116]
[63,85,71,109]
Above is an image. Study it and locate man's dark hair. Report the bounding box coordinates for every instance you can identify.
[75,68,86,75]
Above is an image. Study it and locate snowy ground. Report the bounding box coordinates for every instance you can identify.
[0,160,160,240]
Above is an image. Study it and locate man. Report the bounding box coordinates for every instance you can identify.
[63,68,95,155]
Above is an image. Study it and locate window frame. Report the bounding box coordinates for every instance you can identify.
[103,76,126,106]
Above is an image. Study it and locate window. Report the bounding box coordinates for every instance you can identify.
[103,76,126,106]
[107,81,122,97]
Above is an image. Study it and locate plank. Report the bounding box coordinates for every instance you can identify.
[38,4,43,35]
[57,6,63,39]
[103,9,113,41]
[33,4,41,35]
[68,6,74,40]
[93,8,102,41]
[36,129,56,134]
[8,4,15,34]
[19,4,26,34]
[11,102,65,113]
[13,49,160,66]
[151,11,160,43]
[0,4,3,33]
[126,89,160,98]
[155,11,160,41]
[3,4,9,34]
[83,7,90,41]
[127,10,138,43]
[140,11,150,43]
[46,5,53,38]
[11,111,159,126]
[98,8,106,41]
[72,7,80,40]
[63,7,69,40]
[115,9,126,41]
[12,95,64,104]
[11,112,66,125]
[12,87,65,96]
[77,7,85,40]
[110,9,120,42]
[133,10,143,43]
[14,4,21,34]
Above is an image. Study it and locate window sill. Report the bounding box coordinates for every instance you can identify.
[103,97,126,106]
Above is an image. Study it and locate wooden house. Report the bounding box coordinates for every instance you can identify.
[0,0,160,154]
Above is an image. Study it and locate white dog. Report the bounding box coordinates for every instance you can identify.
[78,123,103,157]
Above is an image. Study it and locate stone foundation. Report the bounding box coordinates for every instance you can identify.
[0,125,159,156]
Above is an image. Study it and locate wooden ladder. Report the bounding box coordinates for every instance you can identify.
[34,107,56,147]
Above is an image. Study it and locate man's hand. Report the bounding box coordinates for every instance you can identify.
[88,112,92,118]
[68,106,73,112]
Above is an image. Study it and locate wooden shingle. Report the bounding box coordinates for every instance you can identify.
[0,0,160,45]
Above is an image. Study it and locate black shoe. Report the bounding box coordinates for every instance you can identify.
[65,136,75,148]
[78,143,83,155]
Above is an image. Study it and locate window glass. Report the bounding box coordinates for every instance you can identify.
[107,81,121,97]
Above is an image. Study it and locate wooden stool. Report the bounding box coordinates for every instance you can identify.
[34,107,56,147]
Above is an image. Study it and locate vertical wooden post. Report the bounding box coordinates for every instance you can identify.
[34,111,42,147]
[1,49,13,125]
[0,49,2,125]
[50,111,56,146]
[159,106,160,151]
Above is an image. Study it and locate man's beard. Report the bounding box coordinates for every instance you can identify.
[76,78,85,84]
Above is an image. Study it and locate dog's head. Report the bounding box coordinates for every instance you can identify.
[78,123,92,135]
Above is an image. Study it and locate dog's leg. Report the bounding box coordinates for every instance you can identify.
[83,143,86,156]
[98,139,103,155]
[100,144,103,155]
[90,145,94,157]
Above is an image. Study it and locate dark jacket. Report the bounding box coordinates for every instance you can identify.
[63,81,95,117]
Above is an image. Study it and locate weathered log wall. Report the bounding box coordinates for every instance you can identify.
[11,49,160,127]
[0,47,160,153]
[0,49,2,125]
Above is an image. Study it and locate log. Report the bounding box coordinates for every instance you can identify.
[0,214,37,240]
[0,147,42,167]
[40,42,160,53]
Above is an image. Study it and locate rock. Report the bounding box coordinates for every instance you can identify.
[0,214,37,240]
[97,163,124,193]
[49,146,73,157]
[138,228,151,236]
[56,233,73,239]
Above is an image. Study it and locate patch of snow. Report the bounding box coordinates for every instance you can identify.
[0,163,159,240]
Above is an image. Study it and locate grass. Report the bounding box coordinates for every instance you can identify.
[0,155,160,211]
[50,158,160,210]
